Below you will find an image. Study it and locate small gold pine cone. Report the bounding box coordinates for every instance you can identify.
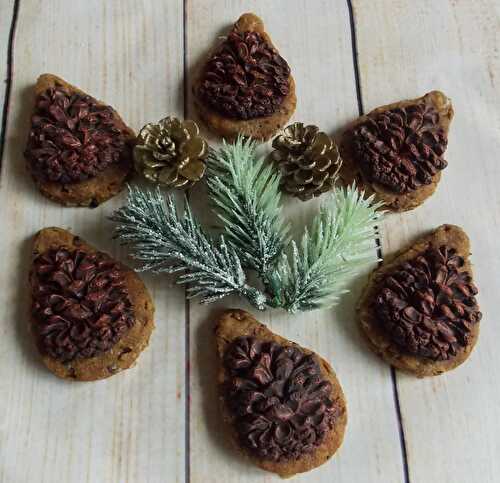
[269,123,342,201]
[134,117,209,189]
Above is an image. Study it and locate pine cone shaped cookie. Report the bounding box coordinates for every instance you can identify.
[358,225,482,377]
[193,13,297,140]
[215,310,347,478]
[340,91,454,212]
[270,123,342,201]
[134,117,208,189]
[24,74,135,207]
[30,227,155,381]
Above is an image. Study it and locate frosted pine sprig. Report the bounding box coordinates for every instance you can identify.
[110,186,267,309]
[110,139,384,313]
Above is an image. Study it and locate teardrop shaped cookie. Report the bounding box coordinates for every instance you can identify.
[29,227,155,381]
[193,13,297,141]
[215,309,347,477]
[358,224,482,376]
[24,74,135,207]
[340,91,454,212]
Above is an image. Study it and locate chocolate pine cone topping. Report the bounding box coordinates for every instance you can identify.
[351,102,448,193]
[374,246,482,361]
[224,337,337,462]
[134,117,208,189]
[31,248,134,362]
[197,29,291,120]
[25,84,129,184]
[270,123,342,201]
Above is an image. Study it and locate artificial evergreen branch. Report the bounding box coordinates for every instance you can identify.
[110,140,384,313]
[110,186,267,309]
[206,136,289,277]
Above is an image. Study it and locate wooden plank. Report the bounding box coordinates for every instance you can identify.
[186,1,405,482]
[0,1,186,482]
[353,0,500,481]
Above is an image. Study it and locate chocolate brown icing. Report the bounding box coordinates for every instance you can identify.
[197,30,290,120]
[224,337,336,462]
[31,247,134,362]
[374,245,482,360]
[25,84,130,185]
[351,103,448,193]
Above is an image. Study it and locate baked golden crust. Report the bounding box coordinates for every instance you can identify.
[215,309,347,478]
[30,227,155,381]
[27,74,135,207]
[339,91,454,212]
[358,225,480,377]
[193,13,297,141]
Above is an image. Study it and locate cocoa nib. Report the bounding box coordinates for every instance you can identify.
[351,103,448,194]
[197,30,290,120]
[31,248,134,362]
[224,337,337,462]
[24,84,130,185]
[374,245,482,361]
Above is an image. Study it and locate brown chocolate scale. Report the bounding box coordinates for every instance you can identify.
[224,337,336,462]
[24,84,130,185]
[197,30,290,120]
[31,248,134,362]
[351,103,448,194]
[374,245,482,360]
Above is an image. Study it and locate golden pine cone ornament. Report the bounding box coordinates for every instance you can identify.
[134,117,209,188]
[270,123,342,201]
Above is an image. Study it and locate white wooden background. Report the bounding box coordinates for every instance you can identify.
[0,1,498,482]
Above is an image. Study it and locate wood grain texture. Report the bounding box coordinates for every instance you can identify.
[186,1,404,482]
[0,1,185,482]
[354,0,500,481]
[0,0,498,481]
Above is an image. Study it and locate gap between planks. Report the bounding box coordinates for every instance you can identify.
[0,0,21,178]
